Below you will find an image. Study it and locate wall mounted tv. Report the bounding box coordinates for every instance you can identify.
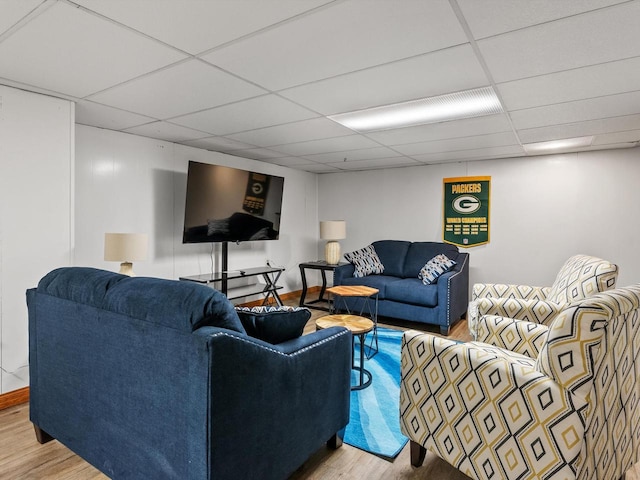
[183,161,284,244]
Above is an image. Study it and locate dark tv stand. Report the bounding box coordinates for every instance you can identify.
[179,243,284,306]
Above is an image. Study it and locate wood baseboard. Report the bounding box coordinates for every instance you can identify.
[239,286,321,308]
[0,386,29,410]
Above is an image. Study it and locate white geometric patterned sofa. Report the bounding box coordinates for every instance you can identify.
[400,285,640,480]
[468,254,618,339]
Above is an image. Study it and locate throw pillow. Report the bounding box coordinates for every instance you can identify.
[419,254,457,285]
[344,244,385,278]
[235,306,311,344]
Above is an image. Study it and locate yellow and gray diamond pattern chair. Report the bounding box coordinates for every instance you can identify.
[400,285,640,480]
[468,254,618,339]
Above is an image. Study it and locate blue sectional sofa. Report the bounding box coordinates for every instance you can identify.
[28,267,351,480]
[334,240,469,335]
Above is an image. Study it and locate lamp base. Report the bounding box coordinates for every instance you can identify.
[119,262,135,276]
[325,241,341,265]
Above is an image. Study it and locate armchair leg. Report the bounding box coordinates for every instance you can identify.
[327,430,344,449]
[33,424,54,444]
[410,440,426,467]
[439,325,450,336]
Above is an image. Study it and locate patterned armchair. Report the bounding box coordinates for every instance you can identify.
[468,254,618,339]
[400,285,640,480]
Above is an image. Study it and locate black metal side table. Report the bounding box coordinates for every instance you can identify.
[298,261,348,311]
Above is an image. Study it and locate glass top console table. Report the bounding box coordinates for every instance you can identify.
[180,266,284,306]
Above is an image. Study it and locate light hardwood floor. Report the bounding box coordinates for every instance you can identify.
[2,296,639,479]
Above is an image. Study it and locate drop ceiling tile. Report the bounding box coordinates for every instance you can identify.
[328,157,420,170]
[457,0,628,39]
[228,148,286,160]
[269,157,316,167]
[412,145,525,163]
[269,135,380,157]
[517,114,640,144]
[201,0,466,90]
[279,45,489,115]
[366,114,513,146]
[477,2,640,82]
[593,130,640,146]
[302,147,402,163]
[497,57,640,111]
[0,0,43,36]
[75,100,155,130]
[394,132,520,156]
[170,94,318,135]
[0,2,186,98]
[226,118,353,147]
[180,136,257,152]
[290,163,341,173]
[510,91,640,130]
[124,121,209,143]
[88,59,265,119]
[73,0,331,54]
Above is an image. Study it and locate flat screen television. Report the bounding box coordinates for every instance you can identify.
[182,161,284,243]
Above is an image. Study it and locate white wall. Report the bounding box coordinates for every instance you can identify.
[318,148,640,289]
[0,86,73,394]
[74,125,319,294]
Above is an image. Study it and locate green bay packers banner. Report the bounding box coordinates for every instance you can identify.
[443,176,490,247]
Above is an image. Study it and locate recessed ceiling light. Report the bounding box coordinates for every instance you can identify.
[328,87,503,132]
[523,136,594,154]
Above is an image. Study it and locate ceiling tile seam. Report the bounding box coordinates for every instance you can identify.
[191,0,343,58]
[78,98,159,121]
[0,0,54,44]
[507,88,640,115]
[449,0,524,148]
[260,133,382,154]
[122,120,223,141]
[403,141,524,159]
[494,52,640,90]
[468,0,637,41]
[271,43,471,105]
[63,0,196,58]
[0,76,80,103]
[313,154,411,165]
[515,112,640,134]
[376,131,518,152]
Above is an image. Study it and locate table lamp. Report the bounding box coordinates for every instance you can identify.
[320,220,346,265]
[104,233,148,276]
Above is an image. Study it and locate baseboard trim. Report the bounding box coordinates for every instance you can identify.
[0,386,29,410]
[239,286,321,308]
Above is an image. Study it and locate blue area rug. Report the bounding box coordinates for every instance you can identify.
[344,327,408,459]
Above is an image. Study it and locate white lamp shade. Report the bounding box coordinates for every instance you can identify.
[319,220,346,240]
[104,233,148,262]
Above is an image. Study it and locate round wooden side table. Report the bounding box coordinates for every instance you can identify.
[316,314,373,390]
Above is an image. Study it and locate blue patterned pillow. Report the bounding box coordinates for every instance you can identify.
[344,244,384,278]
[235,306,310,344]
[419,254,457,285]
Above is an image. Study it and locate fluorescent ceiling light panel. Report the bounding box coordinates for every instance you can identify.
[329,86,503,132]
[523,136,594,154]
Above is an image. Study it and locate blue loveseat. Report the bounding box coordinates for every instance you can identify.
[27,267,351,480]
[334,240,469,335]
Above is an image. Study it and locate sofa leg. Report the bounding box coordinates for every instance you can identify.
[34,424,54,444]
[410,440,426,467]
[439,325,450,336]
[327,431,344,449]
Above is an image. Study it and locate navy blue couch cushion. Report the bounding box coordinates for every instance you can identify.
[235,306,311,344]
[37,267,128,309]
[38,267,245,334]
[403,242,460,278]
[385,278,439,307]
[104,276,245,333]
[372,240,411,277]
[335,273,402,299]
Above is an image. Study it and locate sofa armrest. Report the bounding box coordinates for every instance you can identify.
[436,252,469,334]
[475,315,549,358]
[193,326,352,479]
[472,283,551,301]
[333,263,355,286]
